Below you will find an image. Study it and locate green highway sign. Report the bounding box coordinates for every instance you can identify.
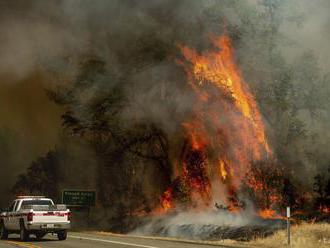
[62,190,96,207]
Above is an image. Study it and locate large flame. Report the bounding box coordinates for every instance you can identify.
[160,33,272,213]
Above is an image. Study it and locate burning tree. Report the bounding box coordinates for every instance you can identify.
[155,34,278,215]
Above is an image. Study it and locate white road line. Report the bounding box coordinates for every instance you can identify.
[69,235,160,248]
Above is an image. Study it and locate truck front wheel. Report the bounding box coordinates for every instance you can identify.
[57,230,67,241]
[35,232,46,240]
[19,221,29,241]
[0,222,8,240]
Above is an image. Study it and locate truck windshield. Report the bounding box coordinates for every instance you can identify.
[21,200,53,206]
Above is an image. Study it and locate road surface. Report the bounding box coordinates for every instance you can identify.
[0,232,232,248]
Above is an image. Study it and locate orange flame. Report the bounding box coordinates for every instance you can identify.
[258,209,285,220]
[161,188,174,211]
[319,205,330,214]
[180,34,271,159]
[219,160,228,181]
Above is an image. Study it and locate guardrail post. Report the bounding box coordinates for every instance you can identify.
[287,206,290,245]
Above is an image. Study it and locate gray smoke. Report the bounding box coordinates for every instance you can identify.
[0,0,329,212]
[131,208,285,240]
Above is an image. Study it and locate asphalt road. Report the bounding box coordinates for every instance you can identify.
[0,232,231,248]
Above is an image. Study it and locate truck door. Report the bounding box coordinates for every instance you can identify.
[11,201,21,230]
[5,201,17,230]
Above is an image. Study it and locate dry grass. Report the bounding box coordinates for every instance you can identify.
[245,222,330,248]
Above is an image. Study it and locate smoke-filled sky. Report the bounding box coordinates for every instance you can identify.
[0,0,329,206]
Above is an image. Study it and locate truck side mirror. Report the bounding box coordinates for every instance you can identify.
[0,208,9,214]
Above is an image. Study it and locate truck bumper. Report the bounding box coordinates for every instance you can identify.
[26,222,70,231]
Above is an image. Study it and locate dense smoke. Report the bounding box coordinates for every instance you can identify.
[0,76,62,206]
[0,0,329,231]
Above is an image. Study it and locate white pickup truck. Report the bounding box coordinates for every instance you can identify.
[0,196,71,241]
